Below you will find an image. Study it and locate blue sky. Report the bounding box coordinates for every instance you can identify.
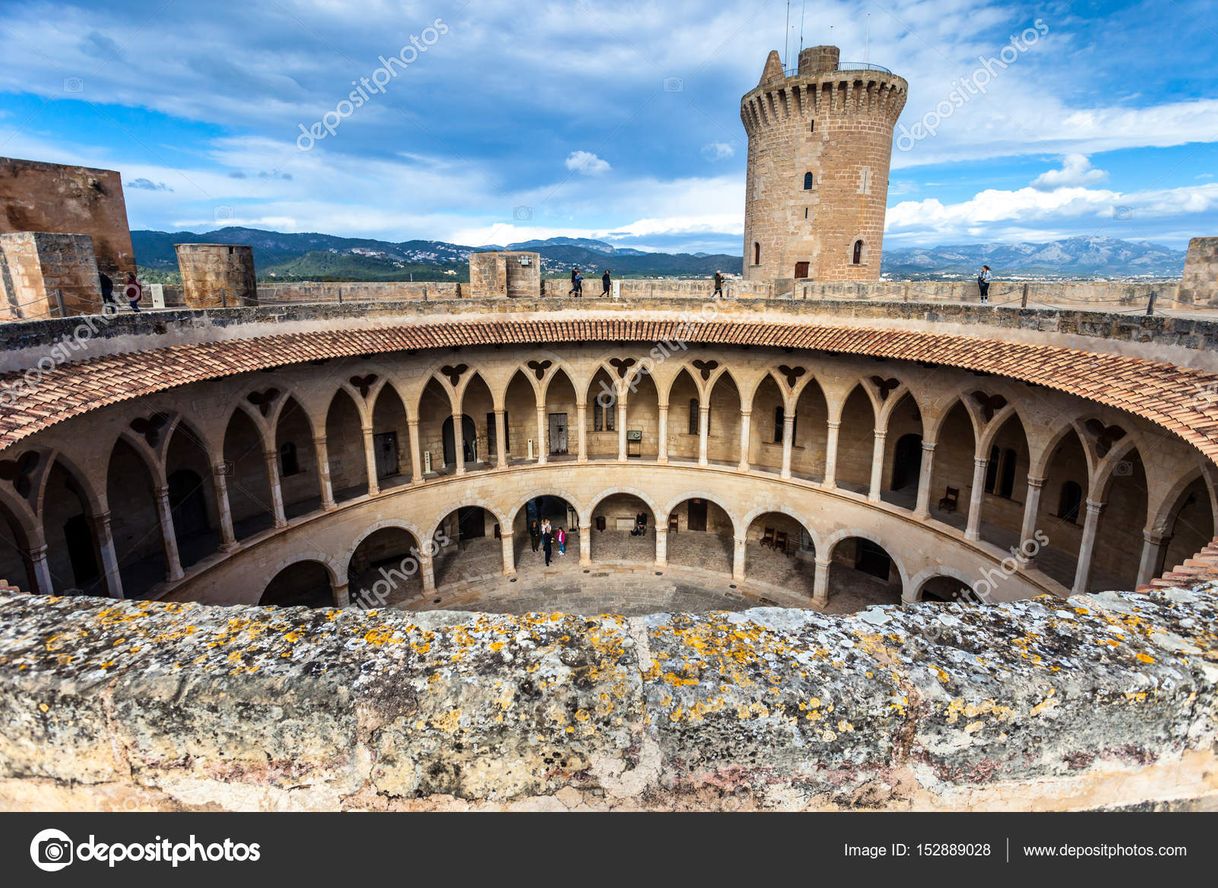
[0,0,1215,254]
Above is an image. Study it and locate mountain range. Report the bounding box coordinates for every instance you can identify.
[131,229,1187,282]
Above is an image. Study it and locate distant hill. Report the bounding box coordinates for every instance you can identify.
[882,236,1185,279]
[132,229,1186,282]
[131,228,737,282]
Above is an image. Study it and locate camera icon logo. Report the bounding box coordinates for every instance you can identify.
[30,828,74,872]
[63,77,84,93]
[512,205,533,222]
[663,77,683,92]
[1113,459,1134,477]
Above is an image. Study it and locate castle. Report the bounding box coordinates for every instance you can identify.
[1,43,1218,814]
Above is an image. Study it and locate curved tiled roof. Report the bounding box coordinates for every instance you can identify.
[2,317,1218,462]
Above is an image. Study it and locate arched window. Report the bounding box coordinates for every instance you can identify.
[753,242,761,265]
[279,441,300,477]
[984,445,1000,493]
[803,172,814,190]
[773,406,784,443]
[688,399,700,436]
[852,240,864,265]
[593,396,614,432]
[1058,480,1083,523]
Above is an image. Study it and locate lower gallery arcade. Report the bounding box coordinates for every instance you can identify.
[1,342,1213,615]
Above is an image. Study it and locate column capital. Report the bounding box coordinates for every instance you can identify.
[974,456,989,469]
[873,428,887,439]
[500,529,514,538]
[921,440,937,453]
[408,416,420,427]
[154,484,170,501]
[1142,529,1168,545]
[740,408,752,418]
[1026,475,1045,489]
[826,420,841,430]
[1084,499,1105,515]
[313,434,328,445]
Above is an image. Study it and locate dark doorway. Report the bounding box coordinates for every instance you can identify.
[687,498,708,532]
[890,433,922,491]
[167,469,210,539]
[374,431,400,478]
[855,539,892,580]
[487,411,510,457]
[442,415,478,467]
[457,506,486,540]
[63,514,100,589]
[548,413,569,455]
[794,261,809,278]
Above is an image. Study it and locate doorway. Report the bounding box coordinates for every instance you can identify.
[167,469,210,539]
[441,415,478,468]
[63,514,100,588]
[374,431,400,478]
[687,498,708,532]
[794,261,809,278]
[855,539,892,580]
[890,433,922,491]
[548,412,569,455]
[457,506,486,540]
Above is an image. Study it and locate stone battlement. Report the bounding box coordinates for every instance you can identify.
[1,583,1215,811]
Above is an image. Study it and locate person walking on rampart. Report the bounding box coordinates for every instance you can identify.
[713,270,724,298]
[602,269,612,297]
[568,267,580,297]
[124,271,143,313]
[977,265,992,305]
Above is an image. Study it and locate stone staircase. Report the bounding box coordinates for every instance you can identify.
[1140,536,1218,592]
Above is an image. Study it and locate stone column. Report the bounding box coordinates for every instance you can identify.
[211,462,238,549]
[698,404,710,465]
[362,424,380,495]
[1072,500,1105,594]
[492,409,507,468]
[617,398,628,462]
[92,512,124,598]
[29,545,54,597]
[868,430,887,501]
[812,556,831,606]
[1136,530,1169,587]
[737,409,752,471]
[1019,476,1045,551]
[914,441,936,519]
[536,404,548,465]
[408,419,423,482]
[313,436,336,511]
[655,526,668,566]
[580,532,593,566]
[331,581,351,608]
[781,411,797,479]
[263,449,287,527]
[824,420,841,487]
[500,530,516,577]
[575,404,587,463]
[451,411,466,475]
[965,457,988,541]
[155,485,184,582]
[420,551,436,594]
[657,403,669,463]
[732,536,746,581]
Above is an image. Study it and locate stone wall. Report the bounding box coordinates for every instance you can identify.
[469,251,540,298]
[175,244,258,308]
[258,281,463,304]
[1180,237,1218,306]
[0,232,102,320]
[1,583,1215,811]
[0,157,135,275]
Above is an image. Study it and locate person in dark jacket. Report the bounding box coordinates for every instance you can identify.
[541,521,554,566]
[99,272,116,312]
[124,272,142,313]
[713,270,724,298]
[602,269,612,296]
[568,267,580,297]
[977,265,992,304]
[529,519,541,553]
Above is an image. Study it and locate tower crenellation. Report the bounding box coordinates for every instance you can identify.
[741,45,907,283]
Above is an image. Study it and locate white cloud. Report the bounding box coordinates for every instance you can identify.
[1031,154,1108,189]
[564,150,611,176]
[701,141,735,160]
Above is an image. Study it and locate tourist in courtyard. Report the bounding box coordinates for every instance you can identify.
[541,520,554,566]
[977,265,992,304]
[529,519,541,552]
[124,271,143,312]
[602,269,612,297]
[556,526,567,556]
[713,270,724,298]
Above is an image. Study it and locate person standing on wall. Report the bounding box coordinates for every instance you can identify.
[99,271,116,314]
[124,271,143,313]
[568,267,579,297]
[713,270,724,298]
[602,268,611,297]
[977,265,992,305]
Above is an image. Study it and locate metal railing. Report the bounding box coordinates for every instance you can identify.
[783,62,893,76]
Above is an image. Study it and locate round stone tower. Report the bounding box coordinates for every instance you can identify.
[741,45,907,283]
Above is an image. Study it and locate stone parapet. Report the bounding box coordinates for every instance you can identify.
[1,584,1216,811]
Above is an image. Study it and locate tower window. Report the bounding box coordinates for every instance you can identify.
[810,120,815,133]
[804,207,809,220]
[803,172,814,190]
[858,166,872,194]
[753,242,761,265]
[852,240,864,265]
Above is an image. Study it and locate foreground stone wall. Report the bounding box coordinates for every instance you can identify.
[1180,237,1218,306]
[0,583,1215,812]
[0,232,102,320]
[175,244,258,308]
